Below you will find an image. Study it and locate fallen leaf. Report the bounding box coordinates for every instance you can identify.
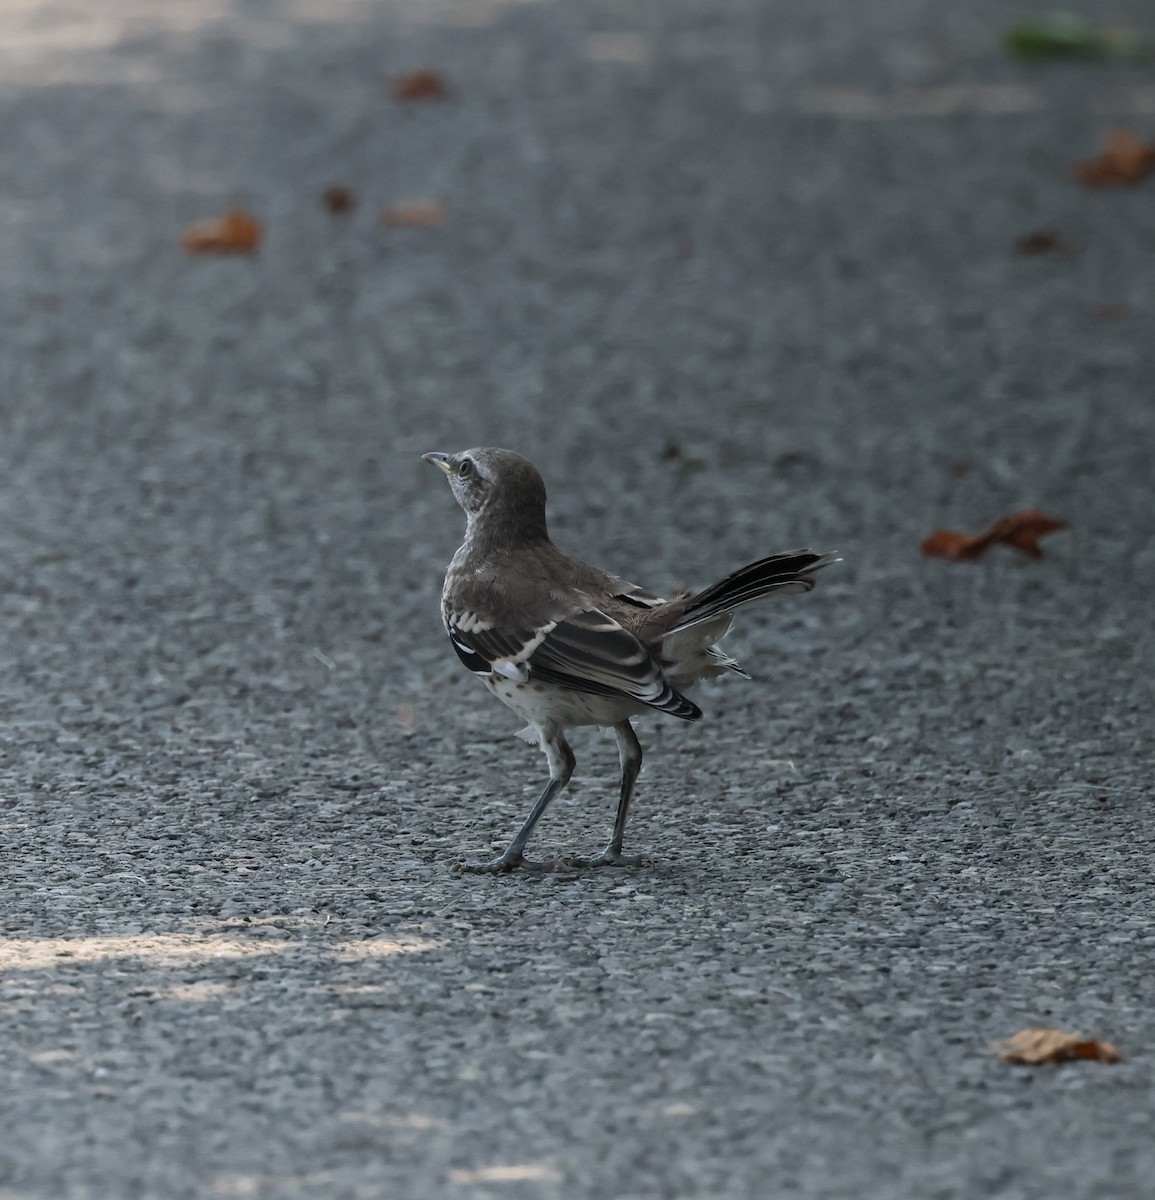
[995,1028,1122,1065]
[380,201,446,228]
[1005,15,1149,62]
[392,70,446,101]
[1014,230,1071,256]
[949,461,971,478]
[921,530,981,559]
[986,511,1069,557]
[1075,128,1155,186]
[921,509,1067,561]
[323,186,356,213]
[1091,302,1128,320]
[182,209,262,254]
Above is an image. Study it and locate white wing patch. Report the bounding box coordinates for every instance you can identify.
[453,610,493,634]
[446,618,558,682]
[491,658,530,682]
[451,635,477,659]
[497,622,554,670]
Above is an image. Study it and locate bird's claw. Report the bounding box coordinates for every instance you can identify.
[453,854,576,874]
[452,854,524,874]
[565,849,647,869]
[453,851,644,874]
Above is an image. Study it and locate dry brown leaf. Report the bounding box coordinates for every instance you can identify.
[182,209,262,254]
[986,511,1068,557]
[922,509,1067,561]
[391,70,447,102]
[322,186,356,213]
[380,201,446,228]
[995,1028,1121,1065]
[921,529,979,559]
[1015,230,1071,256]
[1075,128,1155,186]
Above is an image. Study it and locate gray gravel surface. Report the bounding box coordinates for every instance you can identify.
[2,1,1154,1197]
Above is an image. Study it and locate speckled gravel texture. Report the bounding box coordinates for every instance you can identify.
[1,1,1153,1197]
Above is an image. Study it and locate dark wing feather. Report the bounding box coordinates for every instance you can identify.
[673,550,838,631]
[449,637,490,675]
[527,610,700,720]
[445,621,540,678]
[447,606,700,721]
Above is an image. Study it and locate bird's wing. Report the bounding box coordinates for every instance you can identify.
[605,576,667,610]
[528,609,700,718]
[445,616,543,680]
[446,605,700,720]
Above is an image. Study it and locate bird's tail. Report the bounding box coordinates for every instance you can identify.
[670,550,838,634]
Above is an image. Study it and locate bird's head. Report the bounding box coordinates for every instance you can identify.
[422,447,549,542]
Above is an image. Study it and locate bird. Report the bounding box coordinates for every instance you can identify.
[422,447,837,873]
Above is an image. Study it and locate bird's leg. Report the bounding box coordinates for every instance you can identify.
[571,720,646,868]
[454,727,575,873]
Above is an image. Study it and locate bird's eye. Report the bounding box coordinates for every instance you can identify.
[457,459,475,478]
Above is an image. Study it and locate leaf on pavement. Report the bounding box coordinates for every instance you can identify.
[995,1028,1122,1065]
[392,70,447,101]
[323,186,356,213]
[1015,230,1071,256]
[1005,15,1149,62]
[380,201,446,228]
[1075,128,1155,186]
[987,510,1068,557]
[182,209,262,254]
[921,509,1067,561]
[921,529,979,559]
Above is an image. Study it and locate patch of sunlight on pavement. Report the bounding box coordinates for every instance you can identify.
[0,929,438,970]
[0,0,549,87]
[0,0,230,85]
[448,1164,561,1184]
[332,937,439,959]
[149,980,235,1002]
[0,0,229,50]
[209,1171,379,1197]
[336,1110,447,1131]
[383,1113,446,1130]
[27,1049,76,1066]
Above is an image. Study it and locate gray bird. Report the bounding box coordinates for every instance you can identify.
[423,447,836,873]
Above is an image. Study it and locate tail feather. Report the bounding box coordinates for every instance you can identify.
[670,550,838,633]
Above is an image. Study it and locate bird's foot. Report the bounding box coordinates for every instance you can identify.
[453,849,646,874]
[565,848,647,869]
[453,853,578,874]
[452,852,525,874]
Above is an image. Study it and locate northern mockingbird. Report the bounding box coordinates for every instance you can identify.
[423,447,836,873]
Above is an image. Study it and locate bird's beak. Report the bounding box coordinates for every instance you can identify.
[422,452,453,475]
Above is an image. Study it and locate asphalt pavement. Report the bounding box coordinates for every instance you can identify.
[1,0,1153,1197]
